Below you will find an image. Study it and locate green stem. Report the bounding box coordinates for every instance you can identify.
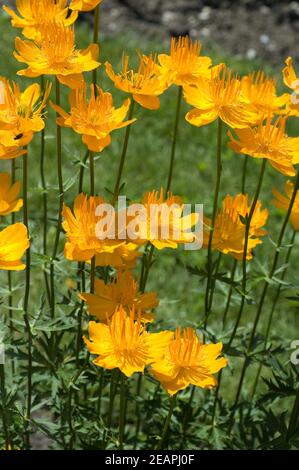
[286,388,299,444]
[208,252,222,312]
[156,395,177,450]
[78,149,89,194]
[0,364,11,450]
[23,152,32,450]
[113,100,135,204]
[166,86,182,193]
[133,373,143,450]
[204,119,223,328]
[119,374,126,449]
[50,78,64,320]
[89,150,95,196]
[232,169,299,419]
[250,230,297,399]
[76,262,86,366]
[226,158,267,351]
[8,160,16,374]
[92,4,100,87]
[103,369,119,448]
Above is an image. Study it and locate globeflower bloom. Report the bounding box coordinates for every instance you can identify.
[0,78,51,138]
[156,35,212,86]
[52,84,135,152]
[150,327,228,395]
[105,54,168,110]
[0,223,29,271]
[80,270,158,323]
[84,308,173,377]
[128,189,199,249]
[184,66,257,128]
[62,193,123,262]
[3,0,78,41]
[14,21,100,89]
[70,0,102,11]
[0,173,23,216]
[241,71,289,123]
[95,243,141,269]
[282,57,299,116]
[228,117,299,176]
[0,139,27,160]
[272,181,299,231]
[203,194,268,260]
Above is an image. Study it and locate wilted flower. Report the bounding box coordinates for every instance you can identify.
[3,0,78,41]
[52,83,135,152]
[84,307,173,377]
[0,173,23,216]
[156,36,212,87]
[105,54,168,110]
[80,270,158,323]
[0,223,29,270]
[14,21,100,89]
[272,181,299,231]
[203,193,268,260]
[228,117,299,176]
[150,327,228,395]
[184,65,257,128]
[69,0,103,12]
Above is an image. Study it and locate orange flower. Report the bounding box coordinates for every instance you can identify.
[0,223,30,271]
[203,194,268,260]
[94,243,141,269]
[84,308,173,377]
[62,193,123,262]
[3,0,78,41]
[70,0,103,11]
[14,21,100,89]
[51,84,135,152]
[241,71,289,123]
[282,57,299,117]
[80,270,158,323]
[0,173,23,216]
[150,327,228,395]
[0,140,27,161]
[156,36,212,87]
[228,117,299,176]
[184,65,257,128]
[272,181,299,231]
[105,54,168,110]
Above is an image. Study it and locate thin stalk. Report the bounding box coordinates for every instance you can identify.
[78,149,89,194]
[133,373,143,450]
[75,263,86,366]
[208,252,222,312]
[204,119,223,328]
[250,230,297,399]
[232,169,299,419]
[0,364,11,450]
[286,388,299,444]
[226,158,267,350]
[8,160,16,373]
[89,150,95,196]
[92,4,100,87]
[119,374,126,449]
[23,152,32,450]
[50,78,64,319]
[102,369,119,448]
[166,86,182,193]
[112,100,135,204]
[40,75,51,307]
[156,395,177,450]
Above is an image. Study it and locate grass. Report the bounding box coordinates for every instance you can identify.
[0,10,298,405]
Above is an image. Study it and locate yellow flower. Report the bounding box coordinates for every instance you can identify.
[203,194,268,260]
[95,243,141,269]
[228,117,299,176]
[84,308,173,377]
[80,270,158,323]
[157,36,212,87]
[70,0,102,12]
[51,83,135,152]
[282,57,299,117]
[127,189,199,249]
[3,0,78,41]
[0,78,51,139]
[0,173,23,216]
[272,181,299,231]
[105,54,168,110]
[0,140,27,160]
[150,327,228,396]
[62,193,123,262]
[184,65,257,128]
[14,21,100,89]
[241,71,289,123]
[0,223,29,271]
